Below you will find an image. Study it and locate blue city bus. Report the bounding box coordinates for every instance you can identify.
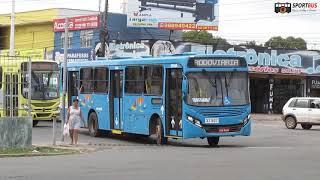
[65,53,251,146]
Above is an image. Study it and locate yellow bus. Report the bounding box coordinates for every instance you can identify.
[0,56,60,126]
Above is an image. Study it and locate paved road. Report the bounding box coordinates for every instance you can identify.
[1,120,320,180]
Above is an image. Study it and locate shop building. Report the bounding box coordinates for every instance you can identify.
[0,8,98,59]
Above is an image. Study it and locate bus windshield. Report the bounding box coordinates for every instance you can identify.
[186,72,249,106]
[30,71,59,100]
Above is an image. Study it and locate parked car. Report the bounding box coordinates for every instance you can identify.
[282,97,320,130]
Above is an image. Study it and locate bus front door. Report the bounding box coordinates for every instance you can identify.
[165,68,183,137]
[110,70,123,131]
[67,71,79,107]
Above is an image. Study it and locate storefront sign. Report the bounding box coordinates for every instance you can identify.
[0,49,45,59]
[95,41,150,58]
[53,15,100,32]
[127,0,219,30]
[311,79,320,89]
[269,79,274,114]
[53,48,94,62]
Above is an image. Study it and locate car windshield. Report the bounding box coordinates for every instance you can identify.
[186,72,249,106]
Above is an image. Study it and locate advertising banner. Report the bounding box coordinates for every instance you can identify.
[53,48,94,62]
[95,41,151,58]
[127,0,219,30]
[53,14,100,32]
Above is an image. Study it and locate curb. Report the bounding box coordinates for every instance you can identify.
[0,151,77,158]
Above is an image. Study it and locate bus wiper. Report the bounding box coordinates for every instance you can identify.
[224,72,234,97]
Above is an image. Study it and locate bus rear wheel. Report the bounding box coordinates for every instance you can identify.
[155,118,167,145]
[207,137,219,147]
[88,112,100,137]
[33,120,39,127]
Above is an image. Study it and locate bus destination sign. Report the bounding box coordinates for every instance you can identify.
[188,58,246,68]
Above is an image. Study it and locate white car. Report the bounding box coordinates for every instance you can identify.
[282,97,320,130]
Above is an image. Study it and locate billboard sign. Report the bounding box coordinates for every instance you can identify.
[53,14,100,32]
[127,0,219,30]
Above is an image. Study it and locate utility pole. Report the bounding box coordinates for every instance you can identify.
[61,18,69,142]
[9,0,15,56]
[101,0,109,57]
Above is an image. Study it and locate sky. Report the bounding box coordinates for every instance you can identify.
[0,0,319,49]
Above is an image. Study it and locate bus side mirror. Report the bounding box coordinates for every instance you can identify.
[182,76,188,97]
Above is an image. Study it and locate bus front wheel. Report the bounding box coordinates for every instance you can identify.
[33,120,39,127]
[155,118,167,145]
[207,137,219,147]
[88,112,100,137]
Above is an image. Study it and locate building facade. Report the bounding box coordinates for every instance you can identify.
[0,8,99,59]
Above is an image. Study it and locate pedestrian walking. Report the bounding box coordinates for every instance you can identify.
[66,99,85,145]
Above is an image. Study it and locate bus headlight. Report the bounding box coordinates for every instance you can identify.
[22,104,29,111]
[242,114,251,125]
[187,115,202,128]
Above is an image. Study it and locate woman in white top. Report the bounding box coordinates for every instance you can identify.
[67,99,84,145]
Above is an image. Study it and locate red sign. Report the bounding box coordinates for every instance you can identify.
[53,14,100,32]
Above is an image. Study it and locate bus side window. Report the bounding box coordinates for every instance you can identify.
[125,66,144,94]
[80,68,94,93]
[94,67,109,93]
[144,66,163,96]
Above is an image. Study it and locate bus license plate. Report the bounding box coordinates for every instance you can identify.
[205,118,219,124]
[219,128,230,133]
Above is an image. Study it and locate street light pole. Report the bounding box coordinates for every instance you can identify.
[9,0,15,56]
[101,0,109,57]
[61,18,69,142]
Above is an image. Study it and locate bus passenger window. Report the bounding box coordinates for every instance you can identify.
[94,68,109,93]
[125,66,144,94]
[144,66,163,96]
[80,68,94,93]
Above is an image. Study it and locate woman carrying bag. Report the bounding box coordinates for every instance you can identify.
[66,99,86,145]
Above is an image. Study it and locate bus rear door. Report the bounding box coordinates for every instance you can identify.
[165,67,183,137]
[110,69,124,132]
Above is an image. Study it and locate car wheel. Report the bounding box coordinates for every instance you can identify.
[207,137,220,147]
[285,116,297,129]
[301,124,312,130]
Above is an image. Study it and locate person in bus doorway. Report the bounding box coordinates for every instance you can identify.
[67,99,85,145]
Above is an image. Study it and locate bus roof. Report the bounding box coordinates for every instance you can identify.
[66,54,246,68]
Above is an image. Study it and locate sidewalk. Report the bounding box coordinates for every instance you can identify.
[251,113,283,121]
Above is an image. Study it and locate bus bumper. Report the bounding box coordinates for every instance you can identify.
[183,119,252,139]
[31,111,60,121]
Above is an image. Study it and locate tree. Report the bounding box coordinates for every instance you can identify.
[239,41,264,48]
[264,36,307,50]
[182,31,229,46]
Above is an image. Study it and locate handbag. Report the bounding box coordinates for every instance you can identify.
[63,123,70,136]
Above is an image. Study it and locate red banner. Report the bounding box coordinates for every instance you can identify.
[53,14,100,32]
